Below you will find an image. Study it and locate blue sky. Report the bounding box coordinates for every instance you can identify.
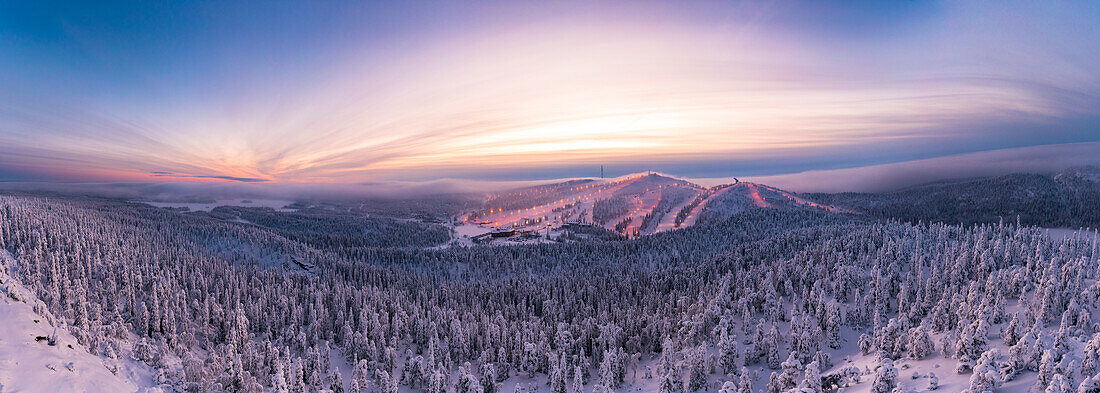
[1,1,1098,182]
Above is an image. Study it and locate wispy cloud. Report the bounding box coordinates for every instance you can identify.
[149,171,268,183]
[0,1,1097,182]
[731,142,1100,193]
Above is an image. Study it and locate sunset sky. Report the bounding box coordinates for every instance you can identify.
[1,1,1098,183]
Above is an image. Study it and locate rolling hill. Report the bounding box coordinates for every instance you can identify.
[805,166,1100,228]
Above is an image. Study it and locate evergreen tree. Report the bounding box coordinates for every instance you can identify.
[966,349,1002,393]
[658,371,679,393]
[571,365,583,393]
[1048,373,1072,393]
[800,360,822,393]
[718,331,740,374]
[871,358,898,393]
[1078,374,1100,393]
[737,368,754,393]
[906,327,934,359]
[1083,334,1100,378]
[718,381,738,393]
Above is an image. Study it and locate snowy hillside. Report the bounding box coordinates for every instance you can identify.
[0,251,151,393]
[456,173,837,243]
[808,166,1100,228]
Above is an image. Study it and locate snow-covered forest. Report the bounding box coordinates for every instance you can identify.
[3,0,1098,390]
[807,167,1100,228]
[0,184,1098,393]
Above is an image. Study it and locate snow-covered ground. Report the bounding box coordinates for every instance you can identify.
[680,184,740,227]
[1045,227,1099,242]
[654,192,701,233]
[0,251,150,393]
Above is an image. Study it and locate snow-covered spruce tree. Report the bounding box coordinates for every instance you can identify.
[871,358,898,393]
[955,318,991,371]
[1047,373,1072,393]
[571,365,583,393]
[657,371,679,393]
[658,337,677,377]
[1083,334,1100,378]
[481,363,499,393]
[1039,350,1059,389]
[859,333,875,356]
[1010,330,1041,373]
[549,356,567,393]
[874,318,906,359]
[764,326,783,370]
[717,330,740,375]
[765,372,783,393]
[427,368,448,393]
[683,344,708,392]
[717,381,738,393]
[906,326,934,359]
[799,360,822,393]
[832,366,861,388]
[737,367,754,393]
[966,349,1003,393]
[824,303,843,350]
[743,322,765,366]
[788,310,822,364]
[1078,374,1100,393]
[455,367,483,393]
[272,367,291,393]
[602,347,627,388]
[766,353,801,393]
[132,337,156,363]
[1004,312,1024,347]
[1069,360,1083,389]
[328,368,345,393]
